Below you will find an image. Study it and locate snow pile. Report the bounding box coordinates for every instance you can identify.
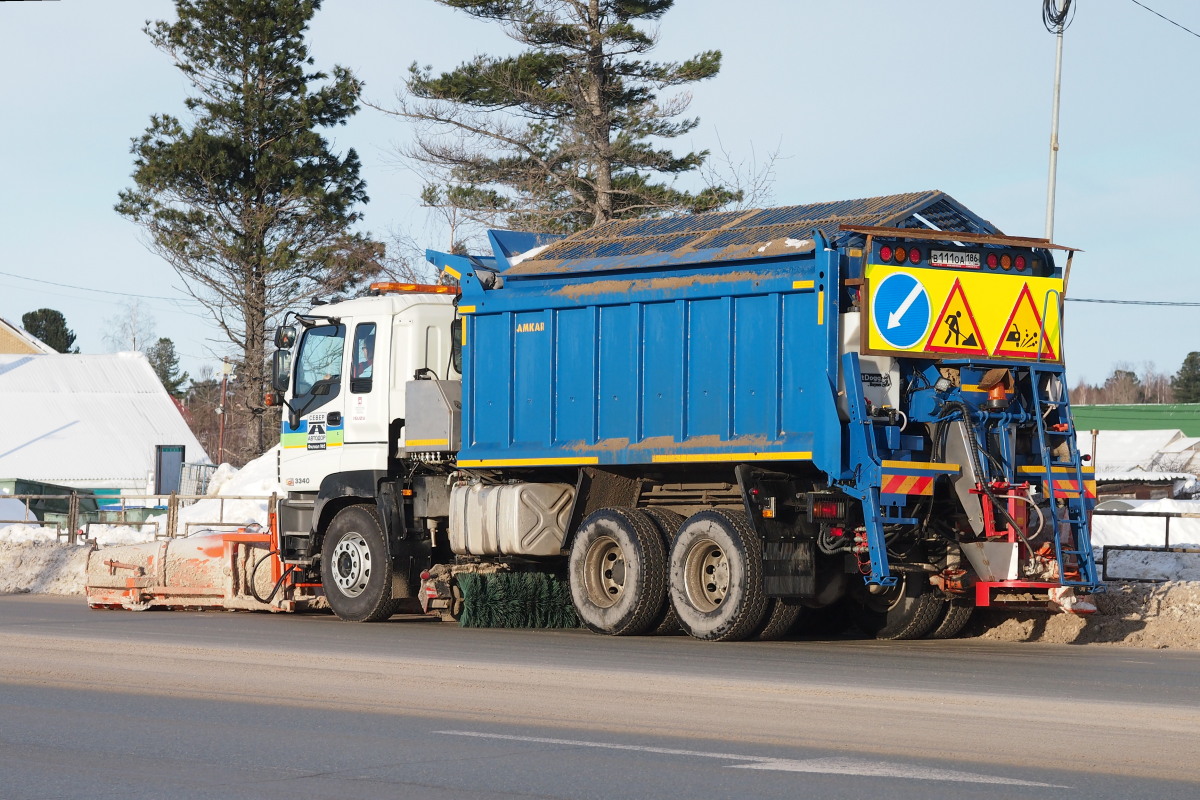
[1092,498,1200,549]
[1106,550,1200,582]
[0,541,90,595]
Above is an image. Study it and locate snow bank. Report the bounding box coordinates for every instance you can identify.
[1091,498,1200,549]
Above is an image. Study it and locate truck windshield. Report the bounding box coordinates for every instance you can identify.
[295,324,346,400]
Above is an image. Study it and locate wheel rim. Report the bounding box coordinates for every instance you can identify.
[681,536,729,612]
[582,534,626,608]
[331,531,372,597]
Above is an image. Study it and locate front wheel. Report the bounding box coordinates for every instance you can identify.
[320,504,397,622]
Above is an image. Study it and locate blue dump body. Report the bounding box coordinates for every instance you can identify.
[454,242,843,473]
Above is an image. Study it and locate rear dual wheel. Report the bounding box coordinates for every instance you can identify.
[669,510,768,642]
[568,507,668,636]
[926,598,974,639]
[851,573,944,640]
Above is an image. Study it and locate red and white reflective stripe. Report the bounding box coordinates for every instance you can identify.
[880,475,934,495]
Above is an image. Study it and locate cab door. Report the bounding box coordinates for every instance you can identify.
[279,322,347,489]
[341,319,390,472]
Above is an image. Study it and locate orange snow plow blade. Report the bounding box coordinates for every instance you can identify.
[85,530,292,612]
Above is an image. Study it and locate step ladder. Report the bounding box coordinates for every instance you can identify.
[1025,364,1099,589]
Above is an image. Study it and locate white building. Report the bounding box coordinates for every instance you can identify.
[0,352,209,494]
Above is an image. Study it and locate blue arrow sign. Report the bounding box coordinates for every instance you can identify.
[872,272,931,350]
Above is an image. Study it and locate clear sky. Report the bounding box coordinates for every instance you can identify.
[1,0,1197,388]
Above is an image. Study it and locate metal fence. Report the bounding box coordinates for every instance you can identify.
[1093,508,1200,583]
[179,463,220,499]
[1,492,275,545]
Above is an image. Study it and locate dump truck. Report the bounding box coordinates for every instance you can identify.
[87,191,1100,641]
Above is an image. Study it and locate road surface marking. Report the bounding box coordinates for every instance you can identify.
[434,730,1063,787]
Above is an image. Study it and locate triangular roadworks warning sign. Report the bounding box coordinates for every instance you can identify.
[924,278,989,356]
[993,282,1057,360]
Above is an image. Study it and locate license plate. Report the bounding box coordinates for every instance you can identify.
[930,250,980,269]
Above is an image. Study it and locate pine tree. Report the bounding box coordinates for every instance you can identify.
[147,338,191,399]
[116,0,379,457]
[394,0,738,233]
[21,308,78,353]
[1172,352,1200,403]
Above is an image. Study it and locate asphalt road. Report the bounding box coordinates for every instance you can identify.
[1,594,1198,799]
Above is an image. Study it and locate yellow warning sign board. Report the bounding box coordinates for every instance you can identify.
[864,264,1063,362]
[924,278,988,356]
[993,283,1057,360]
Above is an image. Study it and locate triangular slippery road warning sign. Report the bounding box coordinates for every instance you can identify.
[924,278,989,356]
[993,282,1057,360]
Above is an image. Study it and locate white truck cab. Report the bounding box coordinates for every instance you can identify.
[277,290,459,491]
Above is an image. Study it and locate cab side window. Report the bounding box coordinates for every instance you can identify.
[351,323,376,394]
[294,323,345,413]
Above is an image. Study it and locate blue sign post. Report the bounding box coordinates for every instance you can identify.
[871,272,931,350]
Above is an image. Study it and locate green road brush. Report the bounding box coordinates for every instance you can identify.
[456,571,580,629]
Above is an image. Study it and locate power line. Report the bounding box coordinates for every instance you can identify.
[1129,0,1200,39]
[1067,297,1200,307]
[0,269,200,304]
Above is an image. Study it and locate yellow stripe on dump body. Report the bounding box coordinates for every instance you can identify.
[880,460,961,472]
[457,456,601,467]
[652,451,813,464]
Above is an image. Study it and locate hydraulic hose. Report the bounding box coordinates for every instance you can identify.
[938,400,1037,555]
[249,549,296,605]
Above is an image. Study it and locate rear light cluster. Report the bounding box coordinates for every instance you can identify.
[985,252,1028,272]
[878,244,923,265]
[807,495,848,521]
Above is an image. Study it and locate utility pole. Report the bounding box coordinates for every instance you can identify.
[216,358,231,461]
[1044,0,1072,241]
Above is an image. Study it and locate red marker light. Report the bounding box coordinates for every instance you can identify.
[1015,255,1027,271]
[986,253,999,269]
[879,245,893,262]
[908,247,921,265]
[811,500,845,519]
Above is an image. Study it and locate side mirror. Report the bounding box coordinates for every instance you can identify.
[270,349,291,393]
[274,325,297,349]
[450,319,463,374]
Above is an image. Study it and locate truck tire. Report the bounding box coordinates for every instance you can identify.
[669,510,768,642]
[320,504,397,622]
[851,574,943,640]
[569,507,667,636]
[925,599,974,639]
[638,507,685,635]
[751,599,803,641]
